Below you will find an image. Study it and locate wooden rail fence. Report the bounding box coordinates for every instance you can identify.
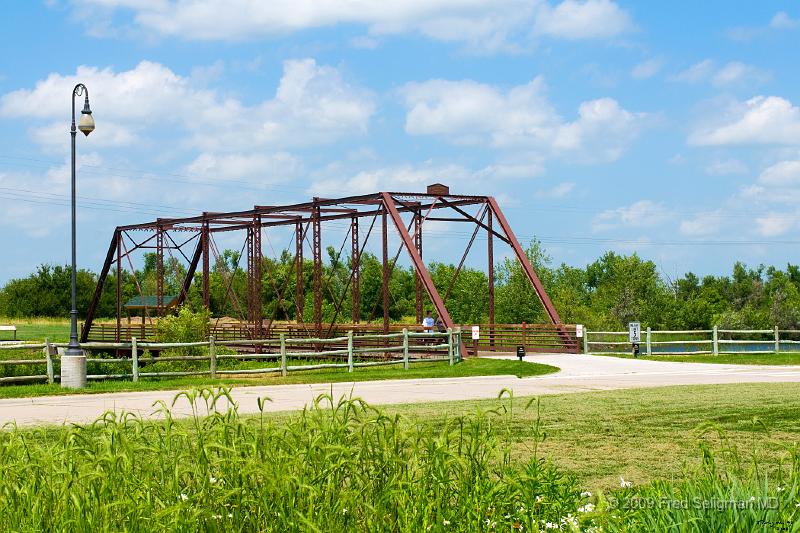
[0,329,461,385]
[584,326,800,356]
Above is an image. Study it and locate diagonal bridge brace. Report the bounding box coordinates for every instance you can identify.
[381,193,468,357]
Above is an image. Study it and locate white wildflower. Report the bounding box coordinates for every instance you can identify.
[179,493,188,502]
[544,523,557,530]
[443,519,451,526]
[212,514,222,520]
[227,513,233,518]
[580,491,592,498]
[343,508,348,515]
[777,486,784,492]
[578,503,595,513]
[560,514,578,528]
[209,475,218,484]
[620,477,632,488]
[536,495,543,503]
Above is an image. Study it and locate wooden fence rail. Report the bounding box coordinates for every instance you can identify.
[0,329,462,385]
[584,325,799,357]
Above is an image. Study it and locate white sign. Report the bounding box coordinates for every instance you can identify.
[575,324,584,338]
[471,325,480,340]
[628,322,641,343]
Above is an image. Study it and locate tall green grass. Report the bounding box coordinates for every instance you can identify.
[0,388,581,531]
[595,422,800,532]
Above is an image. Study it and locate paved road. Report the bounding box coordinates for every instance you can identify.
[3,354,800,427]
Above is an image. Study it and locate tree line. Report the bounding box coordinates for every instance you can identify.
[1,241,799,330]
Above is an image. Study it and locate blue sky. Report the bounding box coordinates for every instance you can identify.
[1,1,800,284]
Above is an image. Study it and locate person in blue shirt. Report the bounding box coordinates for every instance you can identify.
[422,310,434,333]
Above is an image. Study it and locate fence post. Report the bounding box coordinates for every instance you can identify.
[131,336,139,382]
[280,333,287,377]
[774,326,780,354]
[209,335,217,379]
[347,330,354,373]
[447,327,454,366]
[712,326,719,356]
[455,328,462,362]
[45,337,54,385]
[402,328,409,370]
[646,327,652,357]
[583,329,589,354]
[522,321,527,348]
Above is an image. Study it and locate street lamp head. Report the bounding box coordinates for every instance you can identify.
[78,96,94,136]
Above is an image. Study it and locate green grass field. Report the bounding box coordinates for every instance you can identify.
[599,351,800,365]
[0,357,558,399]
[0,317,70,342]
[382,382,800,490]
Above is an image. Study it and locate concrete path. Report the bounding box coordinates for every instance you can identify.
[3,354,800,427]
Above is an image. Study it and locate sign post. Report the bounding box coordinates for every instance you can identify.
[629,321,641,357]
[471,325,479,356]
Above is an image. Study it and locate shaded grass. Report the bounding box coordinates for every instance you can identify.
[599,351,800,365]
[0,357,558,399]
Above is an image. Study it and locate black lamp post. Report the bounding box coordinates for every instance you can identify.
[62,83,95,389]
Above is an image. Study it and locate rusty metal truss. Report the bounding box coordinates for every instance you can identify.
[81,187,567,354]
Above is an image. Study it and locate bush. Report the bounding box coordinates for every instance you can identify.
[155,307,210,357]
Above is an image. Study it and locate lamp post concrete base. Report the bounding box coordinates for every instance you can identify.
[60,354,87,388]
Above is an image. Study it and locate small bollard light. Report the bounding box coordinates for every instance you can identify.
[516,345,525,361]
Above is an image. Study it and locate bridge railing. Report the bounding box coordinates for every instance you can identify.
[83,321,581,354]
[0,328,462,385]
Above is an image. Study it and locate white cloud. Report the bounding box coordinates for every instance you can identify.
[755,212,798,237]
[689,96,800,146]
[0,59,375,152]
[533,0,633,39]
[770,11,800,30]
[308,163,472,196]
[401,77,644,162]
[184,152,303,182]
[535,182,575,198]
[704,159,748,176]
[679,211,723,237]
[671,59,715,83]
[726,11,799,42]
[757,160,800,187]
[592,200,670,232]
[671,59,768,87]
[71,0,633,51]
[0,153,135,237]
[631,58,662,80]
[711,62,770,87]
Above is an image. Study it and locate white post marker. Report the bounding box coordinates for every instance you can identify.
[471,326,480,340]
[628,322,641,343]
[575,324,583,338]
[629,322,641,357]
